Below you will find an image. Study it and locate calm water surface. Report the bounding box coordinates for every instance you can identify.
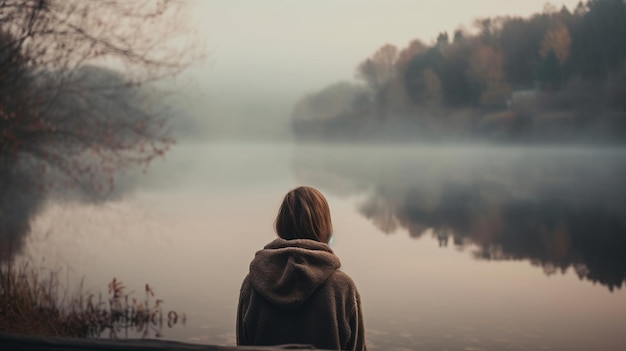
[18,142,626,350]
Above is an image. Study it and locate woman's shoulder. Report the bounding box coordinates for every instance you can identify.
[239,274,253,294]
[330,269,355,282]
[324,270,362,315]
[326,270,360,294]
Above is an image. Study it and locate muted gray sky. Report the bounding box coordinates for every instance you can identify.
[182,0,582,138]
[191,0,579,92]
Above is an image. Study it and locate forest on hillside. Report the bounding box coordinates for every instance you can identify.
[292,0,626,143]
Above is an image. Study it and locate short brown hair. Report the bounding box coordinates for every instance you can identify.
[274,186,333,243]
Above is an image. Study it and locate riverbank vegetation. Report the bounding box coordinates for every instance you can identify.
[293,0,626,143]
[0,1,195,337]
[1,0,199,263]
[0,263,184,338]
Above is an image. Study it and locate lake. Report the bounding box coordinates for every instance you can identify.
[15,142,626,350]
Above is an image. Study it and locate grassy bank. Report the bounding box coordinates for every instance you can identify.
[0,263,183,338]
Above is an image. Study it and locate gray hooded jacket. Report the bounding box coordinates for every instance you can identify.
[237,238,366,350]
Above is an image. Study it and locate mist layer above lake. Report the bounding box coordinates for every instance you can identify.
[17,142,626,350]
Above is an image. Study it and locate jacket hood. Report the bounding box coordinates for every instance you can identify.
[248,238,341,309]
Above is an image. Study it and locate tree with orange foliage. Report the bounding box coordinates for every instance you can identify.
[356,44,400,118]
[469,44,511,107]
[540,22,572,65]
[395,40,428,72]
[356,44,399,91]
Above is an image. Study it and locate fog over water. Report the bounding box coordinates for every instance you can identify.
[14,142,626,350]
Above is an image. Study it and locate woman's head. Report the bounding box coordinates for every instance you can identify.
[274,186,333,243]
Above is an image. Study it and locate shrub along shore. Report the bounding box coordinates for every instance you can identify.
[0,263,183,338]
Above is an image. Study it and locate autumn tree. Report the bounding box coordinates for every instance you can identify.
[536,21,572,88]
[356,44,400,118]
[356,44,399,91]
[0,0,198,260]
[440,41,478,107]
[396,40,427,72]
[469,44,510,107]
[404,47,445,106]
[414,68,443,107]
[541,21,572,65]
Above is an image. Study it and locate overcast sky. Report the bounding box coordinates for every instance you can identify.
[190,1,580,92]
[181,0,582,138]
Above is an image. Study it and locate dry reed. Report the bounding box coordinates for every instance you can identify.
[0,262,184,338]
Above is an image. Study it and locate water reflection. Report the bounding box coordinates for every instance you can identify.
[0,163,143,263]
[293,145,626,291]
[0,165,44,262]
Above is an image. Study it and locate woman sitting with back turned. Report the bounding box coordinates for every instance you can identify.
[237,186,366,350]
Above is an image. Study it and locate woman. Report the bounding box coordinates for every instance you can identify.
[237,186,366,351]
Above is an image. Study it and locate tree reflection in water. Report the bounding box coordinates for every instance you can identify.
[0,166,44,263]
[293,145,626,291]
